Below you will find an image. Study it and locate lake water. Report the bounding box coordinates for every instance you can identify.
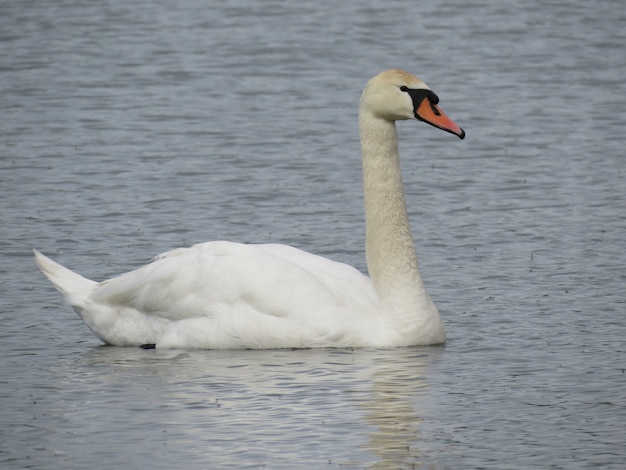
[1,0,625,468]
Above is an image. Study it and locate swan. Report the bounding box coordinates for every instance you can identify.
[34,69,465,349]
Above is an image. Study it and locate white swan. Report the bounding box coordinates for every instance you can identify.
[34,69,464,349]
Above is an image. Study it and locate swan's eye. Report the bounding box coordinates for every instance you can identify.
[400,86,409,92]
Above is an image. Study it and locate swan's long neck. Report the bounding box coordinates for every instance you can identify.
[359,110,444,343]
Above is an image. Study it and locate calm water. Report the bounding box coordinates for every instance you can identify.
[2,0,625,468]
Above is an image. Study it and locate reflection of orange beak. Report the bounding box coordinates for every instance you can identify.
[416,98,465,139]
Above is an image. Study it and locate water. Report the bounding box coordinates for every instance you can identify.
[1,0,625,468]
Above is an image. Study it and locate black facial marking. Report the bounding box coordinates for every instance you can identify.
[400,87,441,120]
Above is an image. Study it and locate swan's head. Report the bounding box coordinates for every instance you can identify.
[360,69,465,139]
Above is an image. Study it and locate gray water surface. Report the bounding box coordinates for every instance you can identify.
[2,0,625,468]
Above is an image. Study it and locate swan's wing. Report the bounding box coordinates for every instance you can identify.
[255,243,378,307]
[90,241,378,323]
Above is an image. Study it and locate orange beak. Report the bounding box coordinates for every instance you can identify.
[416,98,465,139]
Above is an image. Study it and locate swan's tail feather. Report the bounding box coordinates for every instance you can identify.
[33,249,97,305]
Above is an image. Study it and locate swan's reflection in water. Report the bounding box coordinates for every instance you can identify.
[69,346,443,468]
[351,350,439,469]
